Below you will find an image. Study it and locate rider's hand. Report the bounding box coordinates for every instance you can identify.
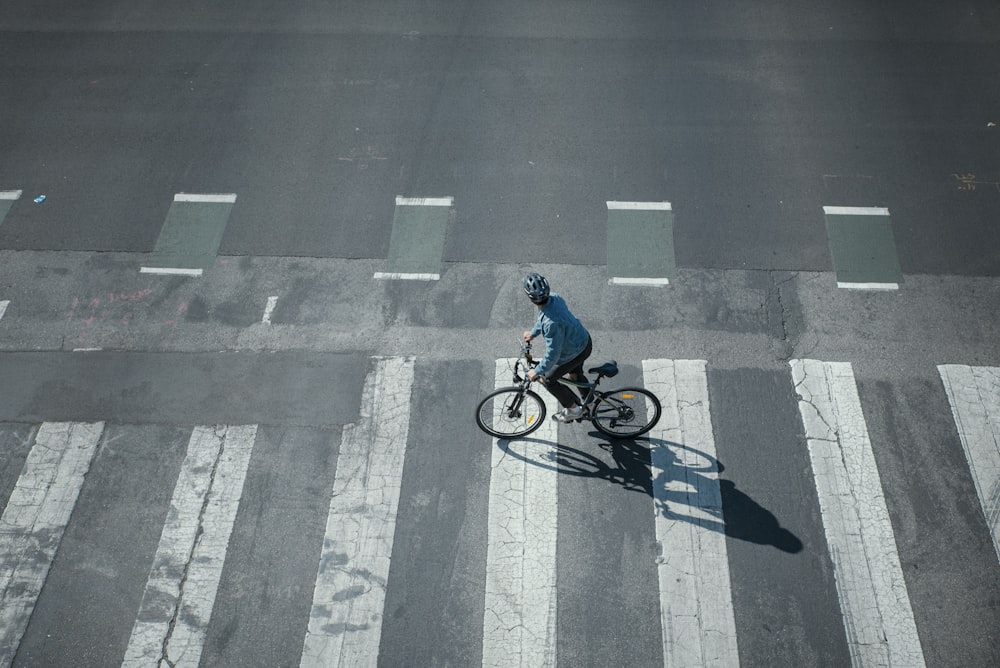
[522,330,533,343]
[527,369,542,383]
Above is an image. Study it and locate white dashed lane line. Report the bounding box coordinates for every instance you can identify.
[262,296,279,324]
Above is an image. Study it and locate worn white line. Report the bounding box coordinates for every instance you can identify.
[262,296,279,324]
[72,347,103,352]
[122,424,257,668]
[790,359,925,668]
[822,206,890,216]
[482,359,559,668]
[373,272,441,281]
[938,365,1000,562]
[300,356,415,668]
[836,282,900,291]
[0,422,105,666]
[0,190,22,200]
[608,277,671,286]
[174,193,238,203]
[394,196,453,207]
[139,266,204,276]
[0,300,9,321]
[642,359,739,668]
[606,201,672,210]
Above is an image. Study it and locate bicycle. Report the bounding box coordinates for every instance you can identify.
[475,343,662,439]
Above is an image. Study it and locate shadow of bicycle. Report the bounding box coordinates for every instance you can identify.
[496,434,802,554]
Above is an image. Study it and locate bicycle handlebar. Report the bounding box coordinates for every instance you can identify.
[514,341,539,384]
[520,342,538,367]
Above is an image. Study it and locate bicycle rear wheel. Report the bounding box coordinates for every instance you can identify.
[476,387,547,439]
[590,387,661,438]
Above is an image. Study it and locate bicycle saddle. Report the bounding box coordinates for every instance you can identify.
[588,361,618,377]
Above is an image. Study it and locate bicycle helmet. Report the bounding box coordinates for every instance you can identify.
[523,272,550,304]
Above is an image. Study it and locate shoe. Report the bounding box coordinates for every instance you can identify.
[552,406,584,423]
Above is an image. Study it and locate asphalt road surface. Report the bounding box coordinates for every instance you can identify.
[1,2,998,666]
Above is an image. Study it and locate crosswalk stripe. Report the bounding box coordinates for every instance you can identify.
[300,356,415,668]
[642,360,739,667]
[482,360,559,668]
[938,365,1000,562]
[790,360,925,667]
[122,424,257,667]
[0,421,104,666]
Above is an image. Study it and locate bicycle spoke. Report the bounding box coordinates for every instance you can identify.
[476,388,546,439]
[590,387,661,438]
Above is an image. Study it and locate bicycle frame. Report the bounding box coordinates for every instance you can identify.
[515,344,603,412]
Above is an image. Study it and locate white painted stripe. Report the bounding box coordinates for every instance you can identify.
[301,357,415,668]
[122,424,257,668]
[373,272,441,281]
[262,296,279,324]
[790,359,925,668]
[823,206,890,216]
[0,300,8,321]
[642,360,739,667]
[72,347,103,352]
[938,365,1000,562]
[0,190,22,200]
[482,360,560,668]
[837,282,900,291]
[140,266,204,276]
[173,193,238,203]
[606,201,672,210]
[0,422,104,666]
[394,196,453,207]
[608,277,671,286]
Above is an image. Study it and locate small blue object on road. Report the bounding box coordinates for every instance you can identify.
[33,195,46,203]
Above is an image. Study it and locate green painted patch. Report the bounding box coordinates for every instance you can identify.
[824,211,903,285]
[607,206,676,280]
[0,191,21,228]
[385,201,451,275]
[0,200,14,228]
[145,198,235,271]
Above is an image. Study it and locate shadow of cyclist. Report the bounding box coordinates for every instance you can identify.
[496,435,802,554]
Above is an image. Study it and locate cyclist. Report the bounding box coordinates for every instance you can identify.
[521,272,593,423]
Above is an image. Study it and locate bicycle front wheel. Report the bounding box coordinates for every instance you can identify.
[591,387,661,438]
[476,387,547,439]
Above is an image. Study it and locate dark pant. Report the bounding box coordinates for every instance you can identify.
[543,337,593,408]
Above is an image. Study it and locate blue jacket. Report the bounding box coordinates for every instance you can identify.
[529,293,590,376]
